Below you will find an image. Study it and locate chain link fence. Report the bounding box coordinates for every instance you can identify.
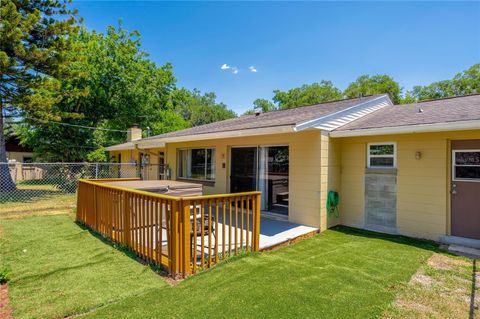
[0,162,152,217]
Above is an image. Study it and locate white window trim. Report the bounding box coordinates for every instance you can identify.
[367,142,397,169]
[177,147,216,181]
[452,149,480,182]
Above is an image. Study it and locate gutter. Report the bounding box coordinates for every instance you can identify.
[329,119,480,137]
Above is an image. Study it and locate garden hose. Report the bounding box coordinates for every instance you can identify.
[327,191,340,218]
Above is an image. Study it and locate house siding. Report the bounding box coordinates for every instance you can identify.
[110,148,165,180]
[337,129,480,241]
[6,151,34,162]
[165,130,324,228]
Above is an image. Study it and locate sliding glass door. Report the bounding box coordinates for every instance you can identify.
[230,146,289,215]
[230,147,258,193]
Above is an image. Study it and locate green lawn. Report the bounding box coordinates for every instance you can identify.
[0,215,167,319]
[0,184,76,219]
[0,214,443,319]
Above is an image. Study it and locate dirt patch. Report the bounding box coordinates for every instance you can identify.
[0,284,13,319]
[394,298,430,313]
[428,253,469,270]
[410,272,433,287]
[383,253,476,319]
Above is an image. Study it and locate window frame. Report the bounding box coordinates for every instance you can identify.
[452,149,480,182]
[367,142,397,169]
[177,147,216,181]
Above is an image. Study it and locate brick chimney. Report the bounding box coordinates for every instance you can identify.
[127,125,142,142]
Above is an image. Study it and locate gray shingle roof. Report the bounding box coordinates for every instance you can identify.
[142,95,383,140]
[335,94,480,132]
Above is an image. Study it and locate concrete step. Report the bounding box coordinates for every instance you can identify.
[440,235,480,249]
[448,245,480,259]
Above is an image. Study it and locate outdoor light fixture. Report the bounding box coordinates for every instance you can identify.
[415,151,422,160]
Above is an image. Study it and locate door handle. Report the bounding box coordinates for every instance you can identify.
[451,183,457,195]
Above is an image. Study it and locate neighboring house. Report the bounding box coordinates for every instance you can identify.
[5,136,33,163]
[107,94,480,244]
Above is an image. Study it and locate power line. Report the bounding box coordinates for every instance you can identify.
[8,116,129,133]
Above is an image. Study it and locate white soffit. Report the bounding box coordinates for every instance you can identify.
[294,95,392,132]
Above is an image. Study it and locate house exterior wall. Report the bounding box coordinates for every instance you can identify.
[164,130,325,228]
[109,148,165,180]
[6,151,34,162]
[337,129,480,241]
[321,132,342,229]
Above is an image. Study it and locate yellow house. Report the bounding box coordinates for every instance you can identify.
[107,94,480,246]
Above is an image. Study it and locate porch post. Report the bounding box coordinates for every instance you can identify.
[253,193,261,251]
[181,199,191,277]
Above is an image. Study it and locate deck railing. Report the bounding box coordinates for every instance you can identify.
[76,178,261,277]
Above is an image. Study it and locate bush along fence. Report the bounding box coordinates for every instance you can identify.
[76,179,262,278]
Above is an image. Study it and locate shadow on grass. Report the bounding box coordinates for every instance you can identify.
[329,225,456,256]
[470,259,477,319]
[0,188,71,204]
[16,179,65,186]
[73,220,257,282]
[73,221,171,279]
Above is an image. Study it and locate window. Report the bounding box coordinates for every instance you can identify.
[178,148,215,181]
[367,142,396,168]
[453,150,480,181]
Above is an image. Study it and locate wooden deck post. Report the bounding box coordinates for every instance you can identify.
[123,191,131,248]
[181,199,191,277]
[93,184,98,231]
[169,200,180,277]
[253,193,261,251]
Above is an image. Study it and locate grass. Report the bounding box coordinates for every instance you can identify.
[0,184,76,219]
[0,215,167,319]
[1,213,453,319]
[383,253,478,318]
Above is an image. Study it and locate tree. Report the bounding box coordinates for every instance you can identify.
[17,26,178,162]
[406,64,480,102]
[169,88,236,126]
[253,98,277,112]
[0,0,78,190]
[243,98,278,115]
[272,80,342,109]
[344,74,402,104]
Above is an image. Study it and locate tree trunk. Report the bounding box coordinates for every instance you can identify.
[0,101,17,192]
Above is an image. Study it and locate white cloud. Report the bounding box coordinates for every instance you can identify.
[249,66,257,73]
[232,67,239,74]
[221,63,230,70]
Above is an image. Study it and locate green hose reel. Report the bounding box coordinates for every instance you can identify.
[326,191,340,218]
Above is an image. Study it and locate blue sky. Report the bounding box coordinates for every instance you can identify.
[74,1,480,114]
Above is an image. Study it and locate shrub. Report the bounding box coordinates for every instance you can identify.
[0,266,11,284]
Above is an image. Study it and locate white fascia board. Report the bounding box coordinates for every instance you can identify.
[135,125,295,148]
[330,120,480,137]
[134,141,166,149]
[294,95,392,132]
[105,144,135,151]
[105,141,166,151]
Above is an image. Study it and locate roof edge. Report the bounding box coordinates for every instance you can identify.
[329,119,480,138]
[136,125,295,147]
